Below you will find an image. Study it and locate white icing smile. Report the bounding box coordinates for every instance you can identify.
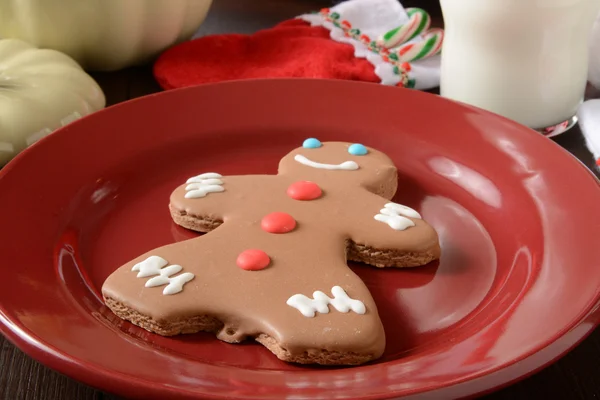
[294,154,359,171]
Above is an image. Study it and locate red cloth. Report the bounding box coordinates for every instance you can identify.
[153,19,379,90]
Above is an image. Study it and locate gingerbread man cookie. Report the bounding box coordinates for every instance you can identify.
[102,140,441,366]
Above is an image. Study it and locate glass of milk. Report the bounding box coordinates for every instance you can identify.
[439,0,600,135]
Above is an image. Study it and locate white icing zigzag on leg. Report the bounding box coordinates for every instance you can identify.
[374,202,421,231]
[286,286,366,317]
[184,172,224,199]
[131,255,195,295]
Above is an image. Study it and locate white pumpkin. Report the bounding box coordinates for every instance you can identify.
[0,39,105,165]
[0,0,213,71]
[590,12,600,89]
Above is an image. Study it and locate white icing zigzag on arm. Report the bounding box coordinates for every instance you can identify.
[374,202,422,231]
[131,255,195,295]
[184,172,224,199]
[286,286,366,317]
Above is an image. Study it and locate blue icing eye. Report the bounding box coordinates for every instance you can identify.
[303,138,322,149]
[348,143,368,156]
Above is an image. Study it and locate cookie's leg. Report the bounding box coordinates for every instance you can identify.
[102,251,222,337]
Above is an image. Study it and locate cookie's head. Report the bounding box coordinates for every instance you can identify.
[278,139,398,198]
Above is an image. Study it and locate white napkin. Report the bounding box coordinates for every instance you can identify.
[578,100,600,170]
[299,0,441,90]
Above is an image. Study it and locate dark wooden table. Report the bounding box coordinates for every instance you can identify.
[1,1,598,399]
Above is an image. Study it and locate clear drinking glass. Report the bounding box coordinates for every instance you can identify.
[439,0,600,135]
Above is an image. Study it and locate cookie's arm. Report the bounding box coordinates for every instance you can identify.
[169,173,234,233]
[344,191,441,268]
[182,172,225,199]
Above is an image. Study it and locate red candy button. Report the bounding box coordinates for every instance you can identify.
[287,181,322,201]
[236,249,270,271]
[261,212,296,234]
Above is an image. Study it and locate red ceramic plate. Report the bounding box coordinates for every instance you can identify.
[0,79,599,400]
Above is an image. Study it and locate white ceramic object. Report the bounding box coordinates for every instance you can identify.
[0,0,213,71]
[0,39,105,165]
[440,0,600,130]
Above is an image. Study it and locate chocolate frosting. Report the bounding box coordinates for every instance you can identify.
[102,142,441,359]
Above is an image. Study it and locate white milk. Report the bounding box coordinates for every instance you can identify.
[440,0,600,129]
